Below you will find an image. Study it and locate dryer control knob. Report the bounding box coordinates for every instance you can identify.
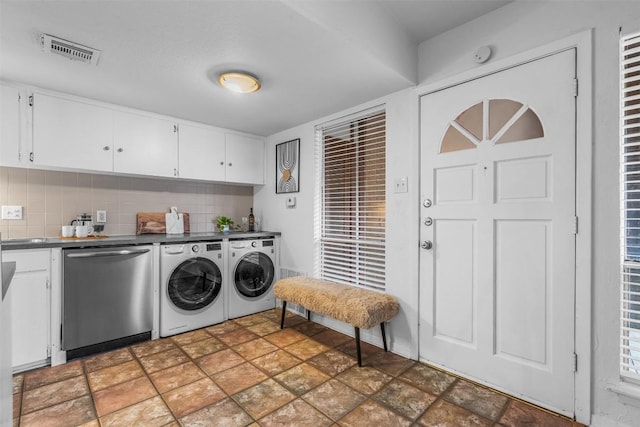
[192,245,200,253]
[251,241,258,248]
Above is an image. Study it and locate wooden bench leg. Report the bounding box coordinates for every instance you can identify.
[380,322,388,352]
[280,301,287,329]
[355,327,362,367]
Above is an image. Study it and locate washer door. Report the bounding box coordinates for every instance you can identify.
[234,252,275,298]
[168,257,222,311]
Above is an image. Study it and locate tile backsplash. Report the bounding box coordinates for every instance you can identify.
[0,167,253,239]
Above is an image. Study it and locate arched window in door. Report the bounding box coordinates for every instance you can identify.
[440,99,544,153]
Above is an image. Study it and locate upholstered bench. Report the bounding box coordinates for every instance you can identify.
[274,276,399,366]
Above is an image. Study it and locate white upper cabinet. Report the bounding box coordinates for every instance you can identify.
[32,92,114,172]
[178,123,226,181]
[113,111,178,178]
[225,133,264,185]
[3,83,265,184]
[0,83,26,167]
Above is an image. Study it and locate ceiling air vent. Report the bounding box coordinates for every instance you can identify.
[40,33,101,66]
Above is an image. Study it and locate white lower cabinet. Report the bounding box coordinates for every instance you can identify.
[3,249,50,371]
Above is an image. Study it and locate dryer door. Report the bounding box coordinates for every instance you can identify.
[234,252,275,298]
[168,257,222,310]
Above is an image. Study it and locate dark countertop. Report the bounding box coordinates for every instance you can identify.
[0,231,281,251]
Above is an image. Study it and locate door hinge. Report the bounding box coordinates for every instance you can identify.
[45,278,50,289]
[572,352,578,372]
[29,152,34,162]
[173,124,178,133]
[572,78,578,97]
[46,345,51,357]
[573,216,578,235]
[28,95,34,107]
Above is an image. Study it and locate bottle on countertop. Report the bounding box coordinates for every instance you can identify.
[248,208,255,232]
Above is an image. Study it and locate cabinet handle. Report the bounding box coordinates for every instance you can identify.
[220,161,224,166]
[103,146,110,151]
[228,162,232,167]
[117,148,124,153]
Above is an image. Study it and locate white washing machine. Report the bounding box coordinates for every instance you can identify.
[227,237,279,319]
[160,241,226,337]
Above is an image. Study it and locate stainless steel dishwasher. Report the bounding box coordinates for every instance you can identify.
[62,245,153,358]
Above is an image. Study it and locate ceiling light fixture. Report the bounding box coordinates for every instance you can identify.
[218,71,261,94]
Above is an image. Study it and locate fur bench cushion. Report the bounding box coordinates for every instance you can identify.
[274,276,399,329]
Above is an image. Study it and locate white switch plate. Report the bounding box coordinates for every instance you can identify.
[286,196,296,208]
[1,205,23,220]
[96,210,107,223]
[394,177,408,193]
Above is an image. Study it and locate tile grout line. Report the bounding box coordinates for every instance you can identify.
[13,309,574,426]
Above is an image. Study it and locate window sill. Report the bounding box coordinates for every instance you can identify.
[607,382,640,408]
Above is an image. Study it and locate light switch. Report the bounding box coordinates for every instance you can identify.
[1,205,23,220]
[394,177,408,193]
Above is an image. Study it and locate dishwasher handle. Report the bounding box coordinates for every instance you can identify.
[66,248,151,259]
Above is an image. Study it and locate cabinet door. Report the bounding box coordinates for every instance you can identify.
[113,111,178,178]
[32,92,114,172]
[4,250,50,370]
[178,124,226,181]
[225,133,264,184]
[0,84,24,167]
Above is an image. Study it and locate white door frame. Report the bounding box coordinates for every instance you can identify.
[414,30,593,425]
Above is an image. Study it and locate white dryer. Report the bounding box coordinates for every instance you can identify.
[227,237,279,319]
[160,241,226,337]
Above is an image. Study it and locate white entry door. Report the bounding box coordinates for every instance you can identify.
[419,49,576,416]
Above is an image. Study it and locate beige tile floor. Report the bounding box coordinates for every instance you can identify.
[12,308,582,426]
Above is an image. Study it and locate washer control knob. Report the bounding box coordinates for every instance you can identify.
[192,244,200,253]
[251,241,258,248]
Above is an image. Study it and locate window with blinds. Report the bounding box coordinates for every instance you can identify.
[316,109,386,291]
[621,30,640,381]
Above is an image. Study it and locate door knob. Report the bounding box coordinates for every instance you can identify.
[423,199,432,208]
[421,241,433,250]
[424,217,433,226]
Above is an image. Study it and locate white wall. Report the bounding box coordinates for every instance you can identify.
[255,88,419,359]
[421,1,637,426]
[258,1,640,425]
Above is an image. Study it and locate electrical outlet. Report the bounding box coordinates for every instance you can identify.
[96,210,107,223]
[286,197,296,208]
[394,177,408,193]
[1,205,23,220]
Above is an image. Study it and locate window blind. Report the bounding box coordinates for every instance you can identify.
[621,31,640,381]
[317,110,386,291]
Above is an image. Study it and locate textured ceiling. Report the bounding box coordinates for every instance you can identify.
[0,0,509,136]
